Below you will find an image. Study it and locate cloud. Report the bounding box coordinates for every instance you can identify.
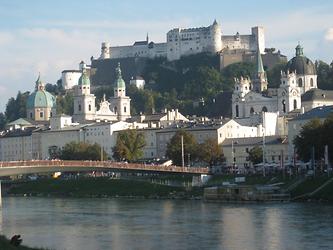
[325,28,333,41]
[0,32,14,46]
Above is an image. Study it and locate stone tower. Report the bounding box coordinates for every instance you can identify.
[73,69,96,122]
[210,19,222,53]
[109,63,131,121]
[100,42,111,59]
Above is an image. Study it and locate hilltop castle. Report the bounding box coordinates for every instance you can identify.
[98,20,265,61]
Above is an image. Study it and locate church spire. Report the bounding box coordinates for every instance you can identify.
[256,50,265,74]
[35,72,45,91]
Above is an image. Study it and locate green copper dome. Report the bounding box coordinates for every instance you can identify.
[285,44,316,75]
[114,62,126,89]
[27,75,56,109]
[78,69,90,86]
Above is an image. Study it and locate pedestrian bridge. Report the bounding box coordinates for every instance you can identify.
[0,160,209,177]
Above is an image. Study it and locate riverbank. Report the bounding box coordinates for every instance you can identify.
[6,178,202,199]
[5,175,333,201]
[0,235,48,250]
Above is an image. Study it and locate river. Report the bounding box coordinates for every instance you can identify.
[1,197,333,250]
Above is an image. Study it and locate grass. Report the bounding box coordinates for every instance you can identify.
[291,175,333,201]
[0,235,48,250]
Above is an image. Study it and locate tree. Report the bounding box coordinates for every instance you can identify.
[197,138,224,166]
[248,146,263,165]
[5,91,30,122]
[60,141,107,160]
[56,93,74,115]
[293,119,324,162]
[112,129,146,161]
[165,130,198,166]
[0,112,6,130]
[267,62,287,88]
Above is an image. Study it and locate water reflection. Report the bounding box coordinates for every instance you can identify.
[1,198,333,250]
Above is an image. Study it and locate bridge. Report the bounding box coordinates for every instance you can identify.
[0,160,209,177]
[0,160,209,207]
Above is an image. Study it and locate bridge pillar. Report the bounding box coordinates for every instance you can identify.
[0,180,2,208]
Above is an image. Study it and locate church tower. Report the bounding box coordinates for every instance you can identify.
[277,70,301,114]
[73,69,96,122]
[252,50,268,93]
[232,76,251,118]
[109,63,131,121]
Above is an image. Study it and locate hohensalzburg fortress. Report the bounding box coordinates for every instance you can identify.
[99,20,265,61]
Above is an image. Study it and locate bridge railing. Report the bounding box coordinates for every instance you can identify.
[0,160,209,174]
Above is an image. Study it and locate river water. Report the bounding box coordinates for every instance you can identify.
[1,197,333,250]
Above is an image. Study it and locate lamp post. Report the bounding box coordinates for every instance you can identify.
[181,135,185,168]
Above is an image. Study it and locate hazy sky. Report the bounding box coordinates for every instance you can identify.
[0,0,332,113]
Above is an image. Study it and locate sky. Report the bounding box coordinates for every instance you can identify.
[0,0,333,113]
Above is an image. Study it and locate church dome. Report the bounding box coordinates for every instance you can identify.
[27,75,56,109]
[285,44,316,75]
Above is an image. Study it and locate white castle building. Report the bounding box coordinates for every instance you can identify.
[231,44,329,118]
[72,63,131,123]
[98,20,265,61]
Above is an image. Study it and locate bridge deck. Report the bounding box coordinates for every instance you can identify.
[0,160,209,176]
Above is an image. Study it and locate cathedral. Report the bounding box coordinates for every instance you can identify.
[72,63,131,123]
[26,74,57,121]
[232,44,333,118]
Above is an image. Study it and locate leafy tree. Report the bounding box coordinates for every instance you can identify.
[197,138,224,166]
[57,93,74,115]
[0,112,6,130]
[60,141,107,160]
[166,130,198,166]
[293,119,324,162]
[112,129,146,161]
[316,60,333,90]
[248,146,263,165]
[5,91,30,122]
[267,62,287,88]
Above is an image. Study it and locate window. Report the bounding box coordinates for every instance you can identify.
[88,104,91,111]
[78,104,81,111]
[310,78,314,87]
[250,107,254,115]
[124,106,127,113]
[282,100,286,113]
[235,105,239,117]
[293,99,297,110]
[298,78,303,87]
[40,112,43,118]
[262,106,268,112]
[30,112,33,118]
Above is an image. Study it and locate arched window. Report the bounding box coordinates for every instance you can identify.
[124,106,127,113]
[78,104,81,111]
[250,107,254,115]
[114,106,117,114]
[293,99,297,110]
[88,104,91,111]
[298,78,303,87]
[310,78,314,87]
[262,106,268,112]
[235,105,239,117]
[282,100,286,113]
